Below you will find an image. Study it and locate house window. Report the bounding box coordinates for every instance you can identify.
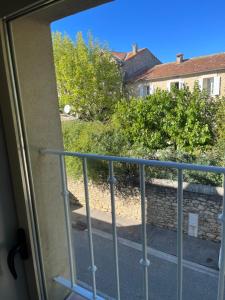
[203,77,214,95]
[168,80,183,91]
[171,81,180,90]
[139,84,154,97]
[200,76,221,96]
[203,77,214,96]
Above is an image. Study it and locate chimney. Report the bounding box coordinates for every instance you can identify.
[132,43,138,55]
[176,53,184,63]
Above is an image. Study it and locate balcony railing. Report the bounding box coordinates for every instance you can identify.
[40,148,225,300]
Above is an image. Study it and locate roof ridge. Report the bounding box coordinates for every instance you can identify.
[146,52,225,70]
[153,61,174,67]
[124,51,129,60]
[151,52,225,67]
[124,48,148,61]
[157,52,225,65]
[113,50,225,63]
[189,52,225,61]
[112,48,147,61]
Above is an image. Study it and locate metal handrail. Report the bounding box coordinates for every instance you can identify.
[40,148,225,300]
[40,148,225,174]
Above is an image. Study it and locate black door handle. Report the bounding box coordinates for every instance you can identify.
[7,228,29,279]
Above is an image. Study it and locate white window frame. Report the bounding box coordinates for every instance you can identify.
[167,79,184,91]
[145,83,155,95]
[149,83,155,95]
[199,74,221,96]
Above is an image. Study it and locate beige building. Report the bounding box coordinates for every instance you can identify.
[129,52,225,97]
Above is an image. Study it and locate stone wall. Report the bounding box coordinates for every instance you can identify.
[123,49,161,81]
[146,184,222,242]
[68,177,141,221]
[68,177,222,242]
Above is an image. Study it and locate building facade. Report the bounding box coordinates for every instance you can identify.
[127,52,225,97]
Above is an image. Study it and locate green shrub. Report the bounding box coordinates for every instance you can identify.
[62,120,141,183]
[62,85,224,186]
[62,120,107,179]
[216,96,225,151]
[113,85,218,154]
[152,147,223,186]
[62,120,224,186]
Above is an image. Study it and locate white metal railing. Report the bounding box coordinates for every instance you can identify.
[40,148,225,300]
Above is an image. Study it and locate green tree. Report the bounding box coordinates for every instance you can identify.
[113,84,218,153]
[165,83,218,152]
[215,96,225,152]
[52,32,123,121]
[52,32,76,108]
[113,89,172,150]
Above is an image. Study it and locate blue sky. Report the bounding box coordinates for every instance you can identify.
[51,0,225,62]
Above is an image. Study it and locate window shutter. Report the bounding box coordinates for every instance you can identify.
[143,85,147,96]
[213,76,221,96]
[179,80,184,89]
[198,78,203,91]
[150,84,155,95]
[139,84,144,97]
[167,81,171,92]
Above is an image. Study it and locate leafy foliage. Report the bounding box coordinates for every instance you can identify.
[113,84,218,153]
[62,120,108,179]
[153,147,223,186]
[52,32,123,121]
[215,96,225,152]
[62,119,224,186]
[56,33,224,187]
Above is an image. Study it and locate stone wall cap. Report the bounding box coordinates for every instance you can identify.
[149,178,223,196]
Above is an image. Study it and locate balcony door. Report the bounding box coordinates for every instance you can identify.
[0,112,29,300]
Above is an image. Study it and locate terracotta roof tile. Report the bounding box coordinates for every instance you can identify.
[111,51,127,61]
[112,48,146,61]
[135,52,225,81]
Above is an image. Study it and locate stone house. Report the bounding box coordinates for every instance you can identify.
[112,44,161,82]
[128,52,225,97]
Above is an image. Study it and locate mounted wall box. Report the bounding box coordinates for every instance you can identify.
[188,213,199,237]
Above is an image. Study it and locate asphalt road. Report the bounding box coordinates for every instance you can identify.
[73,229,220,300]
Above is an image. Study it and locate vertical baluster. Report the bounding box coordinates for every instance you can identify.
[108,161,120,300]
[177,169,183,300]
[139,164,150,300]
[217,174,225,300]
[59,155,76,287]
[82,158,97,299]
